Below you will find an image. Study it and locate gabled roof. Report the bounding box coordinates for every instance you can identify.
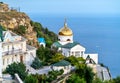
[53,41,62,47]
[86,55,96,64]
[52,60,71,66]
[3,31,12,41]
[37,38,45,43]
[62,42,80,49]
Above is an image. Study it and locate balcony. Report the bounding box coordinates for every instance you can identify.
[2,49,26,56]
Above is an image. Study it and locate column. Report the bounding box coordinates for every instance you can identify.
[0,42,3,80]
[73,51,75,56]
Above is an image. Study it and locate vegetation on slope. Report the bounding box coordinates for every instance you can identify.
[30,21,58,47]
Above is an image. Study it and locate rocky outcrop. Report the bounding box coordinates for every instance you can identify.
[0,2,9,12]
[0,3,38,47]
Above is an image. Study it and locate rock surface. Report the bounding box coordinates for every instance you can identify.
[0,2,38,47]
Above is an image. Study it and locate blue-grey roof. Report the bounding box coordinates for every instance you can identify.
[53,41,62,47]
[37,38,45,43]
[62,42,80,48]
[51,60,71,66]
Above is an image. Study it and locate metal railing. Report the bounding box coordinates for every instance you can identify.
[2,49,23,55]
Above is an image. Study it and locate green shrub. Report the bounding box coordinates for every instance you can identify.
[31,57,43,69]
[24,74,38,83]
[6,62,27,81]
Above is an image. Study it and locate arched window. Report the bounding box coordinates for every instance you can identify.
[67,39,71,41]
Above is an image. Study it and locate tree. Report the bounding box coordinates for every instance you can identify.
[31,57,43,69]
[24,74,38,83]
[6,62,27,80]
[37,47,51,63]
[66,74,86,83]
[31,21,57,48]
[50,53,65,63]
[75,64,94,83]
[47,70,64,82]
[65,56,85,66]
[113,76,120,83]
[92,77,103,83]
[33,74,47,83]
[85,66,95,83]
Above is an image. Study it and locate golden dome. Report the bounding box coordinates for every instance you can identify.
[58,20,73,36]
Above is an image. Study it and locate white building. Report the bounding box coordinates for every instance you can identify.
[51,60,72,74]
[52,20,98,64]
[0,29,36,79]
[37,38,46,47]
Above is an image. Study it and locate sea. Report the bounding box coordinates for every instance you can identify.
[28,14,120,78]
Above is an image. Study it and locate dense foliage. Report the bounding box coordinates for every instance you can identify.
[24,74,38,83]
[66,74,86,83]
[0,25,6,31]
[36,46,62,65]
[65,56,94,83]
[6,62,28,80]
[50,53,65,63]
[66,64,94,83]
[36,47,52,64]
[65,56,85,66]
[30,21,57,47]
[31,57,43,69]
[30,70,64,83]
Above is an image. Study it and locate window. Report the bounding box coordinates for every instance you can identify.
[58,39,60,41]
[81,51,84,56]
[67,39,70,41]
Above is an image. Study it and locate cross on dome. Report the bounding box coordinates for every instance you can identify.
[64,18,67,28]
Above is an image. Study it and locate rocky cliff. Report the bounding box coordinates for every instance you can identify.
[0,2,38,47]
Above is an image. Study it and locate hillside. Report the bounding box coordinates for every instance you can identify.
[0,2,57,47]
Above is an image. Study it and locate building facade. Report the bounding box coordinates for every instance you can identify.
[51,60,72,74]
[52,20,98,64]
[0,29,36,79]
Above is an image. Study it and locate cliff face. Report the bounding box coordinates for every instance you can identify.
[0,2,38,47]
[0,2,9,12]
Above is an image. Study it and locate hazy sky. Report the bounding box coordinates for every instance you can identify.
[2,0,120,16]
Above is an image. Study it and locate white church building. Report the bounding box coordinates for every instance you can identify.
[0,28,36,80]
[52,20,98,64]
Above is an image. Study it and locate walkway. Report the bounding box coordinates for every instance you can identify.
[26,65,52,75]
[2,74,17,83]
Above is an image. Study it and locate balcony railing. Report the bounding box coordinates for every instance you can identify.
[2,49,24,56]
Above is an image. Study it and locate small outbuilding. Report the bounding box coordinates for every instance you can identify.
[51,60,71,74]
[37,38,46,47]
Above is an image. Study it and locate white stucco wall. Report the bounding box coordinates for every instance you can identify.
[22,41,26,52]
[62,44,86,57]
[62,48,70,57]
[71,45,85,52]
[25,49,36,65]
[58,35,73,45]
[0,31,36,72]
[52,65,71,74]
